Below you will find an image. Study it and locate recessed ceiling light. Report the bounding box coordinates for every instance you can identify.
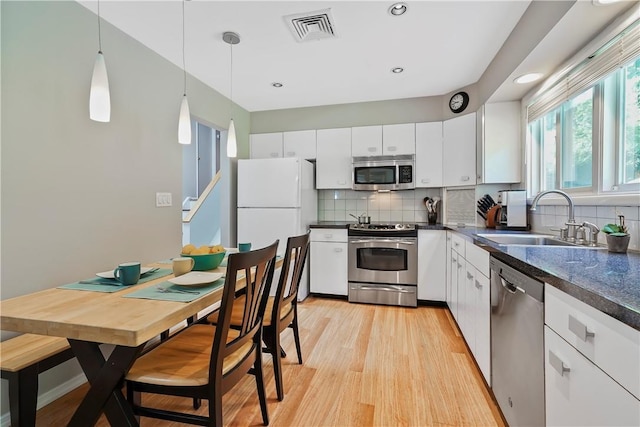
[391,67,404,74]
[592,0,622,5]
[271,82,283,88]
[389,3,407,16]
[514,72,543,84]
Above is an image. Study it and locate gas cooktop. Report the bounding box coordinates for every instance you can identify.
[349,223,416,230]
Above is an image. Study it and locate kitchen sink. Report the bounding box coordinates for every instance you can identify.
[475,233,601,248]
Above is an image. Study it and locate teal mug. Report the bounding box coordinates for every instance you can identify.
[113,262,141,285]
[238,243,252,253]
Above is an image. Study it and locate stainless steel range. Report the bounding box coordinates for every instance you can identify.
[348,223,418,307]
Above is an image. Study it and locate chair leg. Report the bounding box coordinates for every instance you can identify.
[292,315,303,364]
[254,344,269,425]
[193,398,202,409]
[272,330,286,401]
[211,386,223,427]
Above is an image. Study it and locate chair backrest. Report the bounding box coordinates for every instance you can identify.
[271,232,310,328]
[210,240,279,378]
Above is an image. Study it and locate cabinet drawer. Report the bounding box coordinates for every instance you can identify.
[545,326,640,427]
[545,284,640,400]
[310,228,347,243]
[451,233,466,257]
[465,242,489,277]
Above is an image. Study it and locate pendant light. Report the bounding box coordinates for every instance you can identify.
[178,0,191,144]
[223,31,240,158]
[89,0,111,122]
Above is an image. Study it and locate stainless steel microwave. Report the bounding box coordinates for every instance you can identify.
[352,155,415,191]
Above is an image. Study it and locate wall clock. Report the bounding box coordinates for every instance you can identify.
[449,91,469,114]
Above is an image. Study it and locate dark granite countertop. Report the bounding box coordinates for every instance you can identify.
[309,221,351,229]
[308,222,639,331]
[450,227,640,332]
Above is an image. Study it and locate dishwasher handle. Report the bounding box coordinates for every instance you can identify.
[500,275,526,294]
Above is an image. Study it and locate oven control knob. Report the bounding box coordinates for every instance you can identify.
[395,224,403,230]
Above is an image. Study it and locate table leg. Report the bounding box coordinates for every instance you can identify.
[67,340,144,427]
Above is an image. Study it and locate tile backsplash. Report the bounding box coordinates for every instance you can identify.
[529,204,640,251]
[318,189,442,223]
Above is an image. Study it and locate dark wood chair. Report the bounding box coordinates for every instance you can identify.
[125,240,279,426]
[208,232,309,401]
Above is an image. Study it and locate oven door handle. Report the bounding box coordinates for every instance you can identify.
[349,239,416,245]
[356,285,414,293]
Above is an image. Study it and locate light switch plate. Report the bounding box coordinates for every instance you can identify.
[156,192,172,207]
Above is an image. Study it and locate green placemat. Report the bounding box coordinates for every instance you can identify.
[58,268,173,293]
[123,278,225,302]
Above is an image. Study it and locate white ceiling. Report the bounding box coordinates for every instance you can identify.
[78,0,635,112]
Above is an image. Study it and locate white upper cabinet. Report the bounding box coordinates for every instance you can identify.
[415,121,443,188]
[443,113,476,187]
[283,130,317,160]
[316,128,352,189]
[382,123,415,155]
[351,124,415,157]
[351,125,383,157]
[477,102,521,184]
[250,132,283,159]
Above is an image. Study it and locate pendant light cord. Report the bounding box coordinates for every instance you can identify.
[229,42,233,120]
[97,0,102,53]
[182,0,187,97]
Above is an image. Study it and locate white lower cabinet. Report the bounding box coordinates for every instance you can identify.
[417,230,446,301]
[446,232,490,385]
[310,229,348,296]
[464,261,490,384]
[545,326,640,427]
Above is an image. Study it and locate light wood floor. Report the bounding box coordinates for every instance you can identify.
[35,297,505,426]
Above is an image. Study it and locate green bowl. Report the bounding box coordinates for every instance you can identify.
[181,251,226,271]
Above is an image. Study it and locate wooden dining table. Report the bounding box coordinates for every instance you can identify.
[0,256,283,426]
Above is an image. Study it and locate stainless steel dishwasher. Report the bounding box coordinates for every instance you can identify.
[490,256,544,427]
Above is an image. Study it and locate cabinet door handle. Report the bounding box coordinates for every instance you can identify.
[467,272,473,280]
[286,151,296,157]
[568,315,595,341]
[334,248,343,253]
[421,178,431,183]
[457,262,463,269]
[367,147,377,153]
[454,242,460,247]
[549,350,571,376]
[338,180,346,185]
[387,146,397,152]
[270,152,279,158]
[461,176,470,181]
[475,279,482,289]
[324,234,333,239]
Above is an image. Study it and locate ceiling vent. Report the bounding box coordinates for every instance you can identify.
[284,9,337,42]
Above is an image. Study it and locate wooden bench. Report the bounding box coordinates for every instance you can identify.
[1,334,74,427]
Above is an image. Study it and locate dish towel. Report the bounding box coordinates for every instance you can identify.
[58,268,173,293]
[123,278,225,302]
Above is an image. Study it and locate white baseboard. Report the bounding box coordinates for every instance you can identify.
[0,373,87,427]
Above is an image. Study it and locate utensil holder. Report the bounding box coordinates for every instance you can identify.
[427,212,437,225]
[605,234,630,253]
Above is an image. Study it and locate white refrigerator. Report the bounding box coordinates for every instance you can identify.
[237,158,317,300]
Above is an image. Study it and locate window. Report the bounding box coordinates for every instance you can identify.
[561,87,593,189]
[526,19,640,197]
[621,58,640,186]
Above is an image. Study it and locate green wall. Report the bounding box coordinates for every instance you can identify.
[0,1,244,416]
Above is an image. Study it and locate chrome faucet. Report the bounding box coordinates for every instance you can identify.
[530,190,579,241]
[581,221,600,247]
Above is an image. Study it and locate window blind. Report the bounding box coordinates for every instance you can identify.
[527,19,640,122]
